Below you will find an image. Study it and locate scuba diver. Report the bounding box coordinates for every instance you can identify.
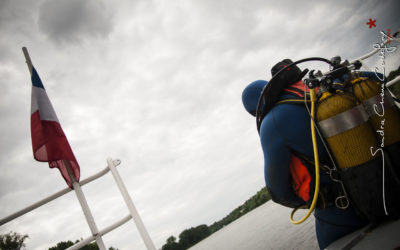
[242,58,400,249]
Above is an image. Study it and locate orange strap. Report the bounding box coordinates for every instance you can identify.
[284,80,320,98]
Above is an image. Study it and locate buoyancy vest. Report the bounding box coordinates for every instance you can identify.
[288,152,338,209]
[275,81,337,209]
[284,80,309,97]
[289,154,312,202]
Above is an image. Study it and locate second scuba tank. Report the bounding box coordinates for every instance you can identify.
[349,77,400,220]
[350,77,400,148]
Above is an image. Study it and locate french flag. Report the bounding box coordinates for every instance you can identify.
[30,66,80,188]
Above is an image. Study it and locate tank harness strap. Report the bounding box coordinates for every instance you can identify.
[362,90,396,116]
[318,91,396,138]
[318,104,369,138]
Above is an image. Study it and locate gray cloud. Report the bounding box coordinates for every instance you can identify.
[1,0,400,249]
[38,0,114,45]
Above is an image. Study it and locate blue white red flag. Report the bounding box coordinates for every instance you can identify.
[30,66,80,188]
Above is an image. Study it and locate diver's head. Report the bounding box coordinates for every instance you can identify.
[271,59,302,85]
[242,80,268,117]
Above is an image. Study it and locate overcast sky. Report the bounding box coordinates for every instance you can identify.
[1,0,400,249]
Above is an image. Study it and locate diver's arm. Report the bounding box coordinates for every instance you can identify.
[260,112,306,208]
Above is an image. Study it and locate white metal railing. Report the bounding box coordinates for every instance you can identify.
[351,36,400,64]
[0,165,110,226]
[318,30,399,77]
[0,158,156,250]
[66,215,132,250]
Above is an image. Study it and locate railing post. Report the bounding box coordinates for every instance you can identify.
[107,158,156,250]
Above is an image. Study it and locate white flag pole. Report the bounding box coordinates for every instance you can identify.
[107,158,156,250]
[65,161,107,250]
[22,47,33,76]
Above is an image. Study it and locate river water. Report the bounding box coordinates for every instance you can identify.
[189,201,319,250]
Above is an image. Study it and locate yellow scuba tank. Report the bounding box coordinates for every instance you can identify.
[316,75,400,221]
[316,91,378,168]
[350,77,400,147]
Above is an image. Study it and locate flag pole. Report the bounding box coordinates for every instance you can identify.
[22,47,106,250]
[22,47,33,76]
[107,158,156,250]
[65,161,107,250]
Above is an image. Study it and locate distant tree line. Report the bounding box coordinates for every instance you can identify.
[0,231,28,250]
[387,65,400,82]
[161,225,211,250]
[387,65,400,98]
[0,231,117,250]
[161,187,271,250]
[48,240,118,250]
[208,187,270,233]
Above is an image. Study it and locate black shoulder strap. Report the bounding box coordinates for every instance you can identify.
[285,86,306,97]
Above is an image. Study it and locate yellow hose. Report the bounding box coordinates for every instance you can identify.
[290,88,320,224]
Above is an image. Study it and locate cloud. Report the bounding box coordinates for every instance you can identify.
[1,0,400,249]
[38,0,114,45]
